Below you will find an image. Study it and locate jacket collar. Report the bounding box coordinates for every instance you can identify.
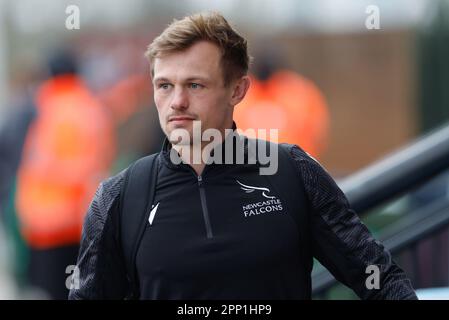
[160,122,262,171]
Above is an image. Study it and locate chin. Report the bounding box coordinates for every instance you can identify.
[168,127,193,145]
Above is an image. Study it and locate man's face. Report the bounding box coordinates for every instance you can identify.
[152,41,238,145]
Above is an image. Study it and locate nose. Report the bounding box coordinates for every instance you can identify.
[170,86,189,111]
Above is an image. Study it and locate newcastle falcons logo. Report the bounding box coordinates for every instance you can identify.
[236,180,276,199]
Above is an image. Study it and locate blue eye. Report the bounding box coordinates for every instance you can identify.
[190,83,202,89]
[158,83,171,90]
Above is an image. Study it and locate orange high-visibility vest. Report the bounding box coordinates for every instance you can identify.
[234,70,330,159]
[97,73,152,125]
[16,75,115,249]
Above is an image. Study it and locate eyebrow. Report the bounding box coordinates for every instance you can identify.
[152,77,169,84]
[153,76,211,84]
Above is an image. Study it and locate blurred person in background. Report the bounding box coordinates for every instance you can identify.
[234,50,329,159]
[14,49,115,299]
[96,72,165,169]
[79,37,165,170]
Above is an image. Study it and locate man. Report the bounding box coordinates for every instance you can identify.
[69,12,417,300]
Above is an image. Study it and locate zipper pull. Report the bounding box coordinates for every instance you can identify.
[197,175,203,186]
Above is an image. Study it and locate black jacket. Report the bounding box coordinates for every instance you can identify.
[69,135,417,300]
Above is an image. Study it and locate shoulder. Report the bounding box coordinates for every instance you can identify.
[277,143,336,190]
[97,168,128,208]
[94,153,160,210]
[279,143,321,166]
[85,167,129,229]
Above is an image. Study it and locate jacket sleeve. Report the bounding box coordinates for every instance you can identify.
[288,145,417,300]
[68,170,129,300]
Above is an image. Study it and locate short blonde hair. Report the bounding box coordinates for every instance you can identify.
[145,12,250,85]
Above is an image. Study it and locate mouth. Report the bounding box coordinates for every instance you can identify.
[168,116,196,123]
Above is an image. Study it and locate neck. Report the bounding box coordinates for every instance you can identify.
[172,122,235,176]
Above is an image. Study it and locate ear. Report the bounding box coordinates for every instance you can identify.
[230,76,251,106]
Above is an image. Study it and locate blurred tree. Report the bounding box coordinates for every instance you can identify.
[418,0,449,133]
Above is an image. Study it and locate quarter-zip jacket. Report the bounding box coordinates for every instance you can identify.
[69,133,417,300]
